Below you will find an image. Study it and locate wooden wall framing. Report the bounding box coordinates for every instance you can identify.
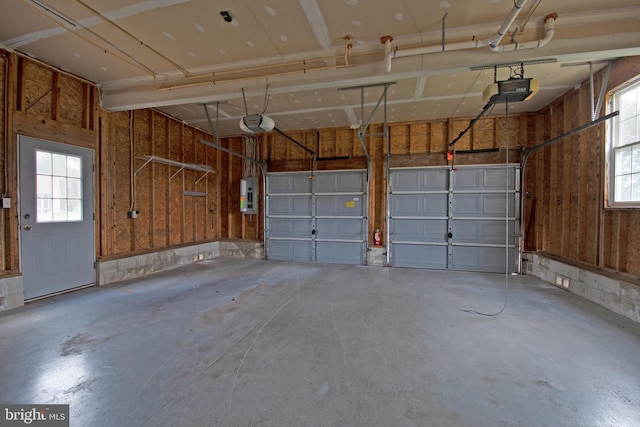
[525,56,640,277]
[1,50,639,282]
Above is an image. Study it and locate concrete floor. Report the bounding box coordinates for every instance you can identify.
[1,258,639,427]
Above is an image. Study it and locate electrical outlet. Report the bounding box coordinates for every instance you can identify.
[2,198,10,209]
[127,209,140,219]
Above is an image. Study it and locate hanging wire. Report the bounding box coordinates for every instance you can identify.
[462,99,510,317]
[450,70,484,118]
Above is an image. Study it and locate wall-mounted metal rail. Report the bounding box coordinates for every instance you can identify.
[135,155,214,182]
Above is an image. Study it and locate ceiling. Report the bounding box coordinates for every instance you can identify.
[2,0,640,138]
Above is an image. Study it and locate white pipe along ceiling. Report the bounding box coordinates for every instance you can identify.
[384,0,557,72]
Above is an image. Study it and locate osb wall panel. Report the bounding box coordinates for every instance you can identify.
[58,74,86,128]
[18,58,54,118]
[99,109,225,258]
[227,137,243,239]
[527,56,640,277]
[152,112,169,247]
[168,120,184,246]
[111,111,134,255]
[183,126,196,242]
[133,110,152,251]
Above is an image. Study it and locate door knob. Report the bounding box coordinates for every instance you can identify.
[24,225,32,230]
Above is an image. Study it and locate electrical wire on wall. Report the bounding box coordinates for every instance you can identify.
[1,52,9,271]
[243,135,258,179]
[129,110,135,212]
[461,99,511,317]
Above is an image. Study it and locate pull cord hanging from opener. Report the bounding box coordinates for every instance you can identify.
[461,98,511,317]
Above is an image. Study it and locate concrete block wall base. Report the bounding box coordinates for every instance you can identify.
[219,240,264,259]
[367,246,386,266]
[523,253,640,323]
[0,276,24,311]
[97,240,263,286]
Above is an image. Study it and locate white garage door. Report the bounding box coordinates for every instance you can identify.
[266,170,367,265]
[388,165,520,273]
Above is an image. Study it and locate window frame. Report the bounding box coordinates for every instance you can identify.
[605,76,640,208]
[35,149,84,223]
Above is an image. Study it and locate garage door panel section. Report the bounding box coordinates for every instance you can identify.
[391,194,448,217]
[269,195,312,215]
[316,195,364,217]
[451,246,516,272]
[452,193,517,217]
[392,244,448,269]
[268,240,312,262]
[452,167,516,190]
[314,170,366,265]
[269,173,312,193]
[389,165,520,273]
[316,218,362,240]
[450,165,519,274]
[391,218,447,243]
[266,170,366,265]
[316,171,363,193]
[269,217,312,237]
[389,168,448,268]
[316,242,363,264]
[266,172,313,262]
[392,168,449,191]
[452,220,516,245]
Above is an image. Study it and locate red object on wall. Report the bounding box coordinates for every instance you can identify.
[374,229,381,246]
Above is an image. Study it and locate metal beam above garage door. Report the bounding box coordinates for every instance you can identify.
[266,170,368,265]
[388,165,520,273]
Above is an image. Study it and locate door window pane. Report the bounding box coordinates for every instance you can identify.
[67,156,81,178]
[52,154,67,176]
[67,178,81,199]
[36,151,51,175]
[35,150,83,222]
[52,176,67,198]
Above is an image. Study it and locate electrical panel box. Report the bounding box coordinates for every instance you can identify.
[240,177,258,214]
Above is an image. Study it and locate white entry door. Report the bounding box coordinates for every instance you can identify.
[19,136,95,300]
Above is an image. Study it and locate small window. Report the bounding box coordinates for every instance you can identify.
[36,150,83,222]
[607,77,640,207]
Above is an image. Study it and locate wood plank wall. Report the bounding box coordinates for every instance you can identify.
[99,112,253,258]
[1,50,638,280]
[525,56,640,277]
